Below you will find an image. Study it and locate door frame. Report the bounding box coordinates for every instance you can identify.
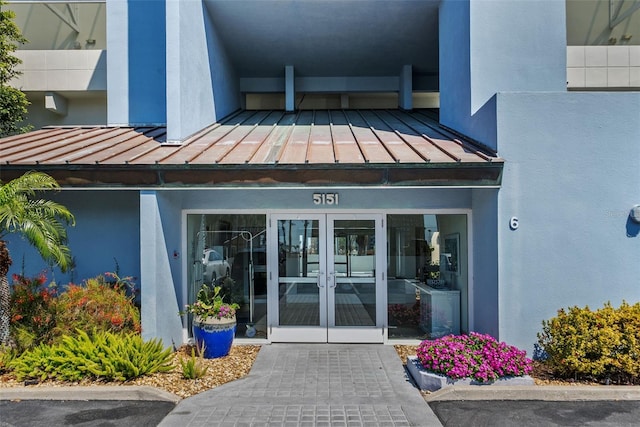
[267,212,386,343]
[267,213,327,342]
[326,213,386,343]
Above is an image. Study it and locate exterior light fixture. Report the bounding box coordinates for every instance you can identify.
[630,205,640,224]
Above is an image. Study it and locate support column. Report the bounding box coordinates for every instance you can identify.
[167,0,241,142]
[340,94,349,109]
[399,65,413,110]
[285,65,295,112]
[106,0,128,125]
[140,191,183,348]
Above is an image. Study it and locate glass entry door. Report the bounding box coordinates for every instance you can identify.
[268,214,384,342]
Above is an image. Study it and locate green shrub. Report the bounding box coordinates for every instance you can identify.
[538,301,640,383]
[10,329,173,382]
[53,276,141,339]
[9,274,57,351]
[0,345,17,373]
[180,344,208,380]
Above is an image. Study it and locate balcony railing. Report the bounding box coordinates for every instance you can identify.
[11,49,106,91]
[567,46,640,89]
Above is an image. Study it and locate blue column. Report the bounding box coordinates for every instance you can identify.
[399,65,413,110]
[285,65,295,112]
[140,191,183,348]
[106,0,128,125]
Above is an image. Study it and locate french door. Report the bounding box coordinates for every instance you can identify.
[268,214,385,342]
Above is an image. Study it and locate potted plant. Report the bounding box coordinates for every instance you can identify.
[185,284,239,358]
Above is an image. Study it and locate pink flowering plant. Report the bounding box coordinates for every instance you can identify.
[416,332,533,383]
[184,284,239,320]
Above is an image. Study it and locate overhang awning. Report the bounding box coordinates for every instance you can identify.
[0,109,503,187]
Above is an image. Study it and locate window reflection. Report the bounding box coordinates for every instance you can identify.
[187,214,267,339]
[387,214,467,340]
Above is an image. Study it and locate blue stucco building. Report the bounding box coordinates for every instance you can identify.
[2,0,639,354]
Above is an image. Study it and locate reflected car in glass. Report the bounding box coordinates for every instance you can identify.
[202,249,230,284]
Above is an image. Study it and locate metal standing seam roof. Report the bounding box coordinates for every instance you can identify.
[0,109,503,187]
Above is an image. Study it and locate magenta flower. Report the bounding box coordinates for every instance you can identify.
[184,284,239,320]
[416,332,533,383]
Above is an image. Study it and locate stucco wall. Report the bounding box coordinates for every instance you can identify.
[139,191,183,348]
[5,190,140,287]
[439,0,639,354]
[439,0,567,150]
[106,0,166,126]
[178,187,473,211]
[470,188,499,337]
[166,0,240,141]
[204,3,241,124]
[25,93,107,130]
[128,0,166,125]
[496,91,640,353]
[106,0,128,126]
[155,191,184,309]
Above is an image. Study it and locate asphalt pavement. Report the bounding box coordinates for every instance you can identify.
[429,400,640,427]
[425,385,640,427]
[0,399,175,427]
[0,386,178,427]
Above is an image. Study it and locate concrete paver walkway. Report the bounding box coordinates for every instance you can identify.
[159,344,441,427]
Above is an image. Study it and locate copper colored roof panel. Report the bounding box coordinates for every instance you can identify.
[0,110,503,187]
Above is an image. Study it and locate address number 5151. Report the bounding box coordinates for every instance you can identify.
[313,193,339,205]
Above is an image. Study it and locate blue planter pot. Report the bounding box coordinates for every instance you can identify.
[192,316,236,359]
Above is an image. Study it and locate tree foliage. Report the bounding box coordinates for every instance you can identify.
[0,0,30,137]
[0,171,75,272]
[0,171,74,346]
[0,85,30,136]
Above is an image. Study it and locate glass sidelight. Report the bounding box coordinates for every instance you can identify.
[386,214,467,341]
[186,214,267,339]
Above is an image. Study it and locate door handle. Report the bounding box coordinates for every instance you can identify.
[328,271,336,288]
[317,271,325,288]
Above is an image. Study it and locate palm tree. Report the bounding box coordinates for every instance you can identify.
[0,171,75,345]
